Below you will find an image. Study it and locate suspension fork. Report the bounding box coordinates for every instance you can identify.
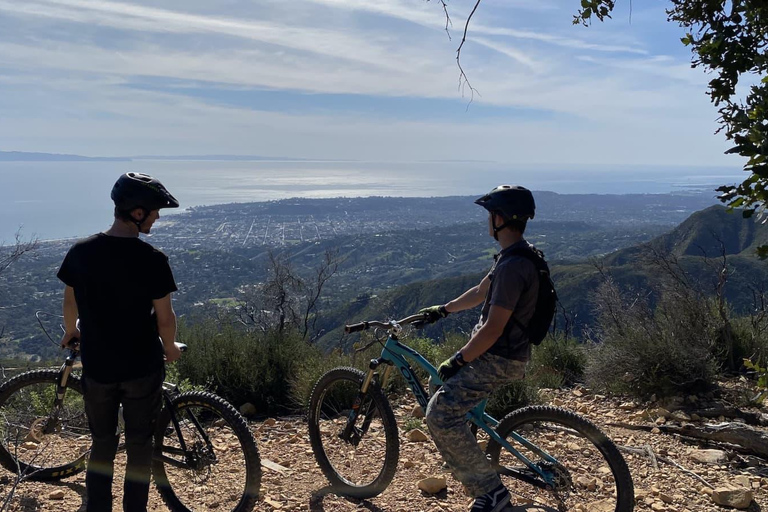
[159,391,217,467]
[341,358,393,444]
[43,352,77,434]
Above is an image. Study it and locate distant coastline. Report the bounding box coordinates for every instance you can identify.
[0,151,130,162]
[0,151,351,163]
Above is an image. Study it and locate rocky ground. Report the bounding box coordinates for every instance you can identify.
[0,382,765,512]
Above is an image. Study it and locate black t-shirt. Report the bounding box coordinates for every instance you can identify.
[475,240,539,361]
[57,234,177,383]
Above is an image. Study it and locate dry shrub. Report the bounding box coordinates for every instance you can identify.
[584,276,718,398]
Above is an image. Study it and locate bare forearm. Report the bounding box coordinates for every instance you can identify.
[446,286,485,313]
[157,317,177,349]
[460,324,501,361]
[62,287,78,334]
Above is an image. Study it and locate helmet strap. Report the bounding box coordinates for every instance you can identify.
[130,208,150,232]
[491,213,504,241]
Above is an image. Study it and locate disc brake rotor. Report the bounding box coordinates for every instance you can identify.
[27,417,50,443]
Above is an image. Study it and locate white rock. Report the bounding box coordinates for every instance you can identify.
[48,490,65,500]
[670,411,691,422]
[690,449,728,464]
[417,476,447,494]
[407,429,429,442]
[712,487,754,509]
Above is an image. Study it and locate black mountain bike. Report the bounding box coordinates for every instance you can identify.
[0,316,261,512]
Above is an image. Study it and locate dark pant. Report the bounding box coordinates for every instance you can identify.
[83,370,163,512]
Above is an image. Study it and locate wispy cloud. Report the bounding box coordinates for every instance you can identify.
[0,0,411,69]
[296,0,649,54]
[0,0,731,166]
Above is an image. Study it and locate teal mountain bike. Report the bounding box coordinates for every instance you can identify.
[307,314,634,512]
[0,315,261,512]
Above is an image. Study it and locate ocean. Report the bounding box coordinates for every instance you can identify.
[0,160,745,241]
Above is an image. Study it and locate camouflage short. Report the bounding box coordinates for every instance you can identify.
[425,352,526,497]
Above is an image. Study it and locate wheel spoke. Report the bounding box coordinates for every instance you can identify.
[153,392,260,512]
[308,367,399,499]
[488,406,633,512]
[0,371,89,479]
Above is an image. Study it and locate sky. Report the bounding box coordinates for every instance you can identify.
[0,0,741,166]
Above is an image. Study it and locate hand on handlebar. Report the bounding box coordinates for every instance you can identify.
[60,330,80,349]
[414,305,449,328]
[164,342,183,363]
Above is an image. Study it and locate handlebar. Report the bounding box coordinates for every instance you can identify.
[344,314,426,334]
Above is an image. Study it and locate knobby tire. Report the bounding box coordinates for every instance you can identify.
[0,369,89,481]
[152,391,261,512]
[307,367,399,499]
[486,405,634,512]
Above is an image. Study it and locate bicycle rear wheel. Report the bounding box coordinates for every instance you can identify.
[307,367,399,499]
[0,369,90,480]
[486,405,634,512]
[152,391,261,512]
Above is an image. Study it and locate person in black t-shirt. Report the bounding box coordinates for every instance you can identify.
[58,172,182,512]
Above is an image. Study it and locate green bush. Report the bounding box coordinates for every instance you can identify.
[584,280,718,398]
[487,380,539,418]
[177,320,323,414]
[529,333,586,388]
[731,316,768,368]
[289,347,356,409]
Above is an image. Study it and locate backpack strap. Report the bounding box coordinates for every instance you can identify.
[505,246,547,334]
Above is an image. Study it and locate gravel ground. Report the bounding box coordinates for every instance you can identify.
[0,383,765,512]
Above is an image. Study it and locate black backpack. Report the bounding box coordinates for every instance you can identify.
[508,246,558,345]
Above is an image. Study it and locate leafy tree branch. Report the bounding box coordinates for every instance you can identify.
[576,0,768,257]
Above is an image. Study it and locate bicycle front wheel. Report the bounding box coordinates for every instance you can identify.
[153,391,261,512]
[486,406,634,512]
[307,367,399,499]
[0,369,90,480]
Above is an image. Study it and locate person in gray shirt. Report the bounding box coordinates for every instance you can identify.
[418,185,539,512]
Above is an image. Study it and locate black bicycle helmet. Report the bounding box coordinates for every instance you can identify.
[475,185,535,220]
[111,172,179,212]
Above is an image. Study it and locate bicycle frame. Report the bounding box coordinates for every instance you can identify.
[48,353,215,472]
[153,384,219,471]
[361,332,560,488]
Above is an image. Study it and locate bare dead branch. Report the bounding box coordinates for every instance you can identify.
[0,230,39,277]
[617,444,713,488]
[430,0,453,39]
[302,248,343,340]
[455,0,482,103]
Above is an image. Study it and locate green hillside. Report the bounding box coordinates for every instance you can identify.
[606,205,768,264]
[319,206,768,348]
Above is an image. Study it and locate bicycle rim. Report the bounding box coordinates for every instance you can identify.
[153,391,261,512]
[487,406,634,512]
[307,367,399,498]
[0,370,89,480]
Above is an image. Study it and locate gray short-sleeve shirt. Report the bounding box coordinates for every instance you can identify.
[474,240,539,361]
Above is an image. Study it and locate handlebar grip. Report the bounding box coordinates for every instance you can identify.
[344,322,368,334]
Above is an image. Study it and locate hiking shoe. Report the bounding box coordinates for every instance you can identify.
[470,484,511,512]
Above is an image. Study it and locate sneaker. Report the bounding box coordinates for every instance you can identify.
[470,484,511,512]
